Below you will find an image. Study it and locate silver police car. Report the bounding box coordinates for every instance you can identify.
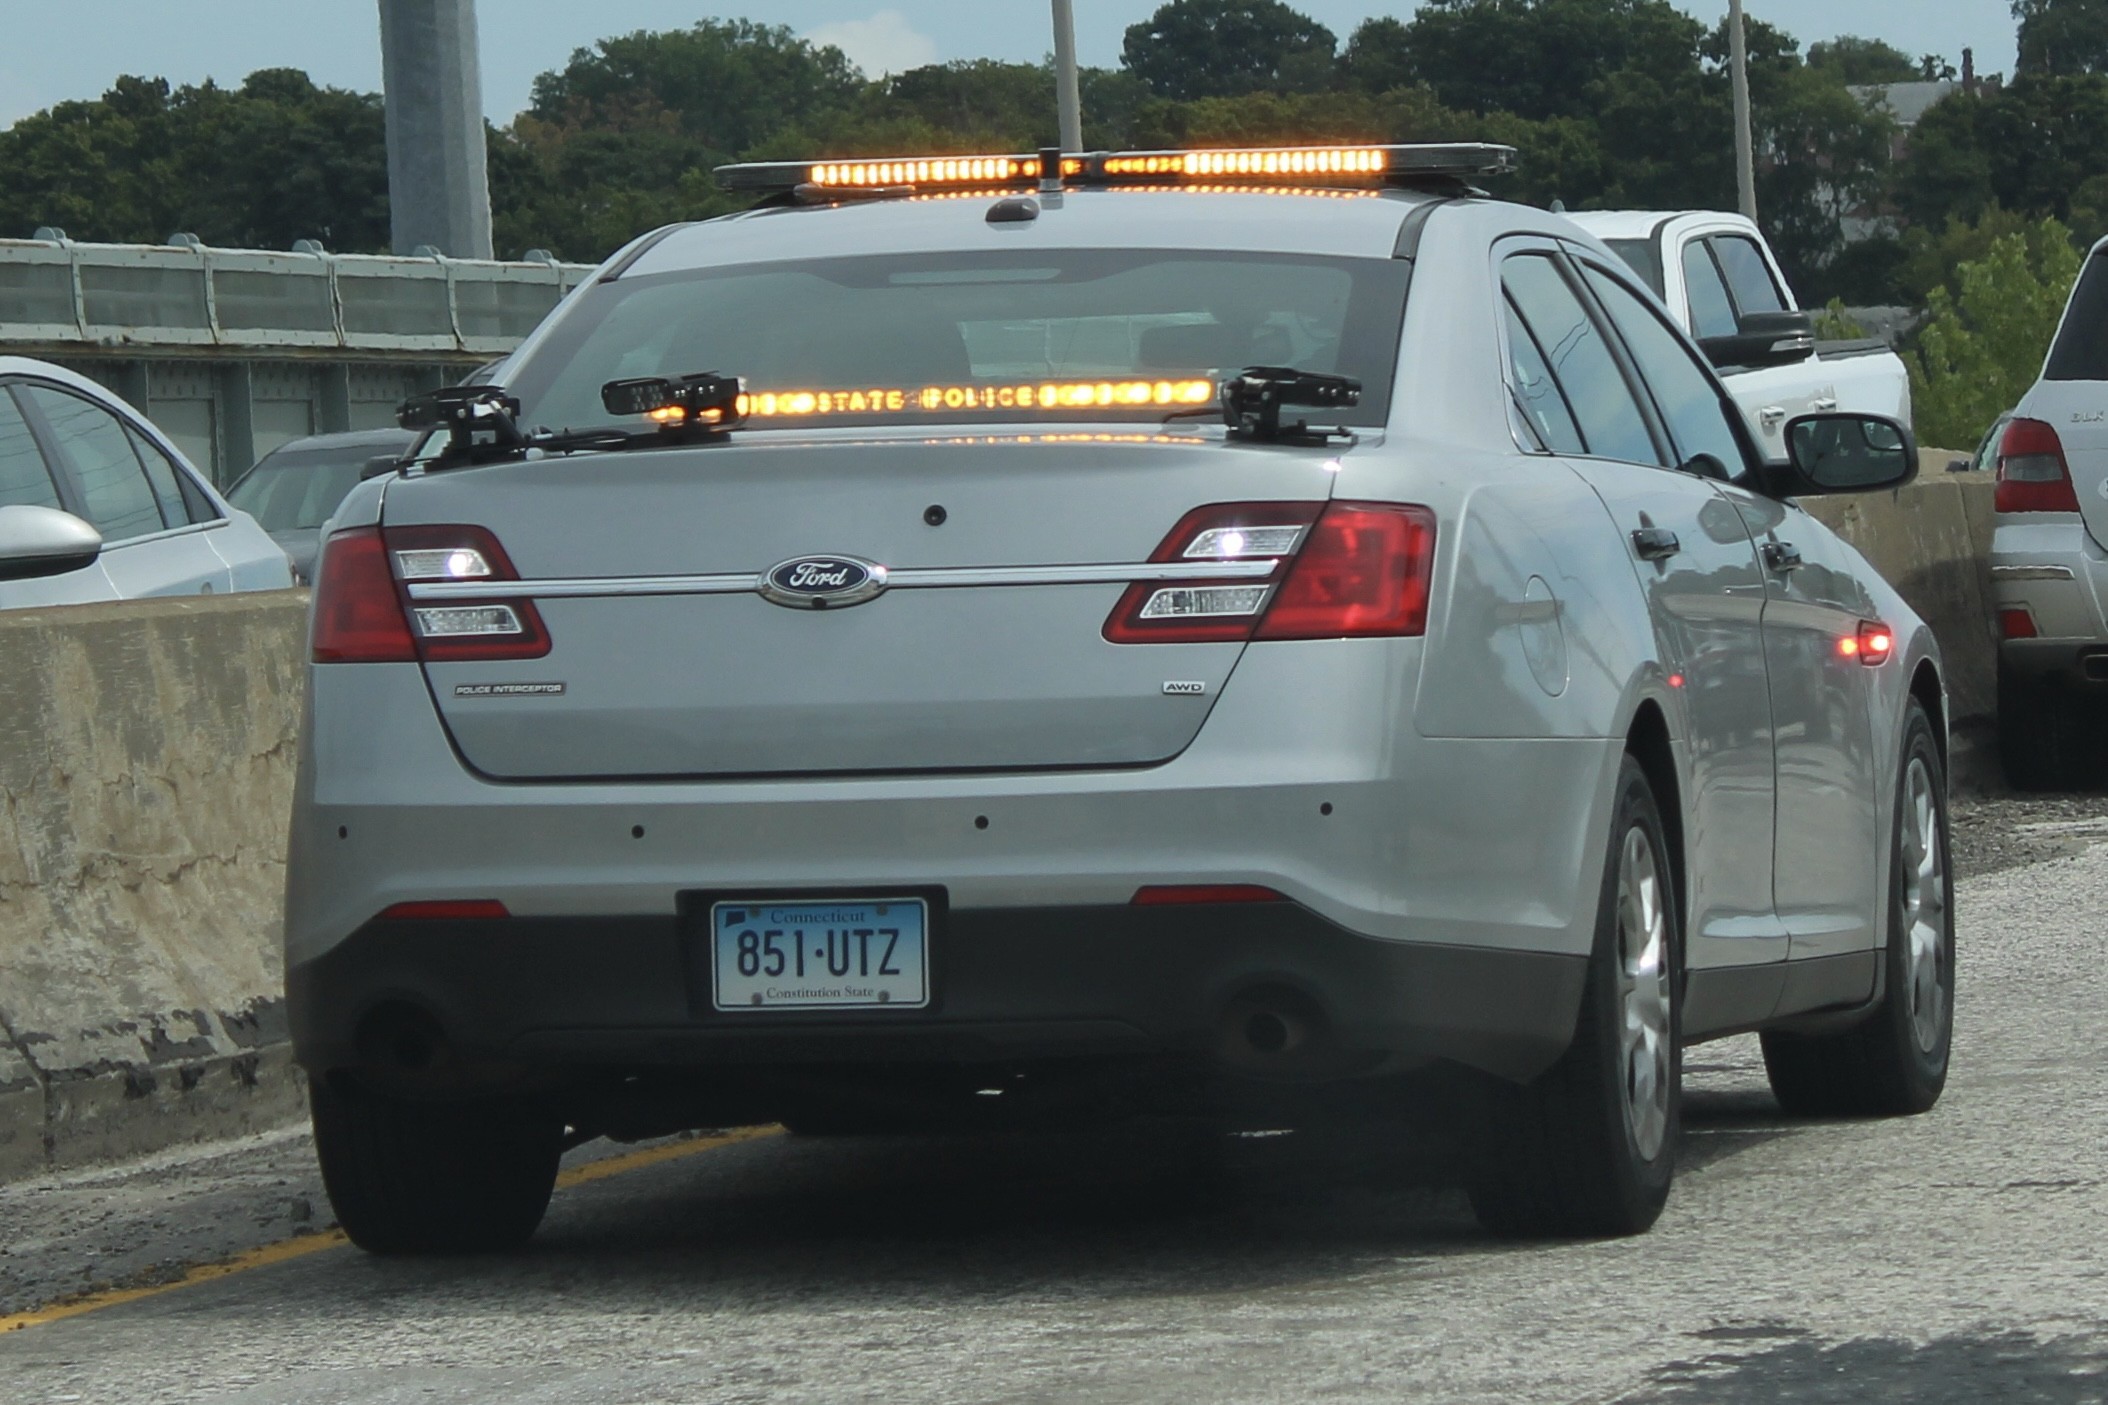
[287,144,1953,1253]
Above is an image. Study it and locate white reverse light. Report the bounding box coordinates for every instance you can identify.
[395,548,493,581]
[1138,585,1272,619]
[414,604,525,637]
[1182,525,1305,558]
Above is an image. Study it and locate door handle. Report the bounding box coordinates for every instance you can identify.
[1811,396,1839,412]
[1762,540,1804,572]
[1631,526,1682,561]
[1759,405,1787,428]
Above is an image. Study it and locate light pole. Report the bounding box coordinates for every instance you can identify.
[1729,0,1757,222]
[1053,0,1083,154]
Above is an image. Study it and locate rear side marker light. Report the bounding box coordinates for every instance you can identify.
[1837,620,1894,665]
[312,527,418,663]
[1131,885,1287,905]
[2000,607,2040,640]
[1995,418,2081,513]
[379,900,510,920]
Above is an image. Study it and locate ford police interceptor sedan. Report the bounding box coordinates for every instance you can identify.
[287,144,1954,1253]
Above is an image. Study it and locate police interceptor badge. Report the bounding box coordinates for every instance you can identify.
[454,682,566,697]
[758,555,889,609]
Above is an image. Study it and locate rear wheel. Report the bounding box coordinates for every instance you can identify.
[311,1077,563,1255]
[1999,669,2098,791]
[1762,699,1954,1116]
[1466,754,1680,1238]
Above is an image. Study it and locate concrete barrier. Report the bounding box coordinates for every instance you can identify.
[1803,451,1997,722]
[0,592,308,1180]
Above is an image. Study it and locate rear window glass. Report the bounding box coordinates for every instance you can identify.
[505,249,1411,432]
[1603,239,1665,298]
[2047,253,2108,382]
[228,451,372,532]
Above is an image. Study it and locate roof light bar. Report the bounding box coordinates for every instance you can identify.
[715,142,1516,196]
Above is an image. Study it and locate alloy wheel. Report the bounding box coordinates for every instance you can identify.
[1616,824,1674,1161]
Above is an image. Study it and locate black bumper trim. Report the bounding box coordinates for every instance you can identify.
[288,903,1586,1084]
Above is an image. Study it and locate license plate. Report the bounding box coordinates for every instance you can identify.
[710,898,929,1010]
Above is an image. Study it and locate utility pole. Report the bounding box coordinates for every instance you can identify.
[1052,0,1083,154]
[377,0,494,258]
[1728,0,1757,223]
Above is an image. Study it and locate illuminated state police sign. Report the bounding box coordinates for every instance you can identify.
[734,379,1216,419]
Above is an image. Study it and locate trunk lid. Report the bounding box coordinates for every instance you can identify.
[385,431,1340,779]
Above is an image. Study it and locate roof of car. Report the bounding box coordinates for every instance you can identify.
[1562,210,1756,241]
[264,428,418,458]
[621,186,1453,277]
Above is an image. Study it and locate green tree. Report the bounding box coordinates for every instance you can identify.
[1384,0,1708,123]
[2014,0,2108,75]
[1120,0,1338,101]
[0,70,388,250]
[1805,35,1920,83]
[1910,219,2083,448]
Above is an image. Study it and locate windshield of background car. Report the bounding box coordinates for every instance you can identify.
[227,451,371,531]
[2047,252,2108,381]
[503,249,1412,433]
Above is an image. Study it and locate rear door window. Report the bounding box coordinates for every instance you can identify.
[1501,254,1660,466]
[2047,253,2108,381]
[125,423,220,523]
[1710,236,1787,316]
[1582,263,1751,480]
[0,389,64,511]
[21,385,168,541]
[1503,299,1587,454]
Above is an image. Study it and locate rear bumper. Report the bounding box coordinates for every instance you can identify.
[1993,517,2108,685]
[288,901,1588,1088]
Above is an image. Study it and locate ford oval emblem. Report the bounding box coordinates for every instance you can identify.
[758,555,888,609]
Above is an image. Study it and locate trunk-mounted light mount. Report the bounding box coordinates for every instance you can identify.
[1221,367,1362,443]
[398,385,529,468]
[602,373,748,436]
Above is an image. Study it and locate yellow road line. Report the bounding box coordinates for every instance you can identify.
[0,1123,782,1334]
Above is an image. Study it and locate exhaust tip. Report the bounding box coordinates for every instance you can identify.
[1218,985,1328,1071]
[355,1001,452,1074]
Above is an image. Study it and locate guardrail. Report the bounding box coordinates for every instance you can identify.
[0,235,596,359]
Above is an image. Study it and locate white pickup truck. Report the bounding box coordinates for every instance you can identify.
[1567,211,1913,459]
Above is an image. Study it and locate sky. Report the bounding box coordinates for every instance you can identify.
[0,1,2022,130]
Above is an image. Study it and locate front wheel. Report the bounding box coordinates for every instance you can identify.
[1762,698,1954,1116]
[1466,754,1681,1238]
[311,1078,563,1255]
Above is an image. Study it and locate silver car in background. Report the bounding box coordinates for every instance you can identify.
[1988,236,2108,787]
[284,144,1955,1255]
[226,428,418,584]
[0,356,292,603]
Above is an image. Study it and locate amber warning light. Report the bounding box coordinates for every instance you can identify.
[715,142,1516,195]
[632,380,1218,420]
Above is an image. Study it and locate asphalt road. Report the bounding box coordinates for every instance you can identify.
[2,813,2106,1403]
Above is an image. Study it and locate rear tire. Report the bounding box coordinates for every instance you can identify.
[1466,755,1680,1238]
[311,1077,563,1255]
[1762,699,1954,1117]
[1999,670,2098,791]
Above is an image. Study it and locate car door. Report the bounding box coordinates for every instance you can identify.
[17,382,233,597]
[1691,233,1831,459]
[0,383,121,608]
[1577,256,1884,975]
[1499,248,1788,1002]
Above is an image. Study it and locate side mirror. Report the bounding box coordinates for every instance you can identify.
[359,453,402,480]
[0,505,103,582]
[1698,309,1816,371]
[1782,412,1918,495]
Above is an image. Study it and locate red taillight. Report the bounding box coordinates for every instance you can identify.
[1256,502,1437,640]
[1104,500,1436,644]
[379,900,510,920]
[1838,620,1894,666]
[1131,884,1287,905]
[312,523,549,664]
[313,528,417,663]
[2000,607,2039,640]
[1995,418,2080,513]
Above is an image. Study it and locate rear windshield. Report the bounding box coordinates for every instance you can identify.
[504,249,1411,432]
[227,450,375,531]
[2047,252,2108,381]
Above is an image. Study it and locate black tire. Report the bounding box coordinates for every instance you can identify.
[1466,754,1681,1238]
[1999,669,2097,791]
[311,1077,563,1255]
[1762,699,1955,1117]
